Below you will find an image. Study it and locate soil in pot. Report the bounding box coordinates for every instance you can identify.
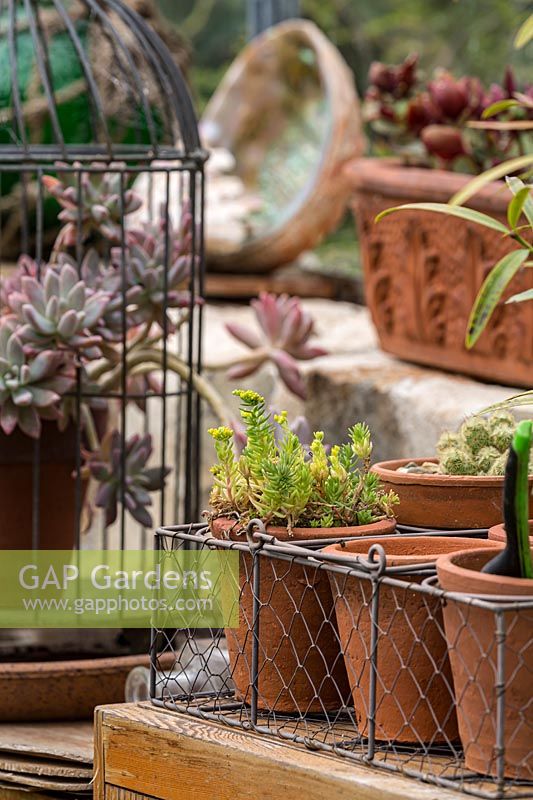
[211,516,395,714]
[371,459,533,529]
[437,548,533,780]
[488,520,533,546]
[323,536,500,744]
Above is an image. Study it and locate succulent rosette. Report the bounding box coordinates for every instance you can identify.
[43,162,142,246]
[0,320,74,438]
[111,205,195,328]
[225,292,327,399]
[6,258,109,358]
[87,430,170,528]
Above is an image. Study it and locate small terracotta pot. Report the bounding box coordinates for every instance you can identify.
[488,520,533,546]
[346,157,533,388]
[323,536,499,743]
[371,458,533,529]
[211,516,395,713]
[437,548,533,779]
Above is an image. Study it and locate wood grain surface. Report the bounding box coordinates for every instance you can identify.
[95,703,467,800]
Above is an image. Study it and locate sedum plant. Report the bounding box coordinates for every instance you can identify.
[0,164,327,530]
[436,411,533,476]
[208,390,398,533]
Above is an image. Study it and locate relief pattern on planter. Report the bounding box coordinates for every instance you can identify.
[354,195,533,387]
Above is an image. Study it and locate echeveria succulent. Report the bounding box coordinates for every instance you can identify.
[7,259,109,358]
[79,249,125,342]
[87,430,170,527]
[226,293,327,399]
[111,206,195,327]
[43,163,142,246]
[0,320,74,438]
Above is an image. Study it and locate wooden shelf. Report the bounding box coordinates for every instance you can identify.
[94,703,468,800]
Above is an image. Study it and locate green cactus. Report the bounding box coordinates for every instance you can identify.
[460,417,491,454]
[486,454,507,476]
[436,431,461,454]
[439,448,478,476]
[437,411,531,476]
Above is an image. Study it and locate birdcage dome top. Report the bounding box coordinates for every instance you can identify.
[0,0,204,164]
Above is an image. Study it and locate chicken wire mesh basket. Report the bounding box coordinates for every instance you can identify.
[0,0,206,554]
[151,522,533,800]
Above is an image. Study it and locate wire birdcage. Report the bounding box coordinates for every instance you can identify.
[0,0,206,556]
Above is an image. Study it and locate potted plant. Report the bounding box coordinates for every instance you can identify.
[0,162,333,549]
[207,389,398,713]
[372,411,533,528]
[437,420,533,778]
[322,534,499,744]
[345,43,533,387]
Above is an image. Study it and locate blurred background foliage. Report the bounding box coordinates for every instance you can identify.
[156,0,531,111]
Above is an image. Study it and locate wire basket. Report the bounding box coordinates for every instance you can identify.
[151,522,533,799]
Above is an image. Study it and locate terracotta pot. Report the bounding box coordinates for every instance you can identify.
[211,516,395,713]
[346,158,533,388]
[323,536,499,743]
[437,548,533,779]
[0,416,106,550]
[0,652,167,722]
[371,458,533,529]
[488,520,533,546]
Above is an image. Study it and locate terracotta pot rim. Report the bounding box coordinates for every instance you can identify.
[344,156,508,210]
[437,547,533,595]
[0,652,151,679]
[211,515,396,541]
[322,535,498,567]
[488,520,533,544]
[371,458,524,488]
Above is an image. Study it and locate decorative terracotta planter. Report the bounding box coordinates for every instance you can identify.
[211,516,395,713]
[346,158,533,387]
[488,519,533,545]
[437,548,533,779]
[371,458,533,529]
[323,536,499,743]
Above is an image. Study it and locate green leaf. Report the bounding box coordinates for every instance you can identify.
[515,13,533,48]
[482,99,520,119]
[450,155,533,207]
[375,203,509,233]
[507,186,532,229]
[466,249,530,349]
[506,176,533,227]
[506,288,533,304]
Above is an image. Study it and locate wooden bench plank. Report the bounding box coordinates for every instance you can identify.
[95,703,466,800]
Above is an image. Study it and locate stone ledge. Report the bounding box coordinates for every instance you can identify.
[203,300,521,465]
